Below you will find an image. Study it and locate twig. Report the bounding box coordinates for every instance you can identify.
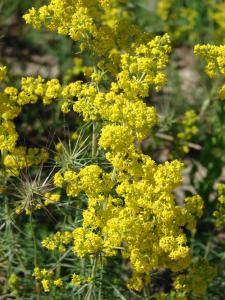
[156,132,202,151]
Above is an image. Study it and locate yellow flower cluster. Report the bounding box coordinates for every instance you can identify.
[17,76,61,105]
[213,183,225,227]
[51,33,169,123]
[42,231,73,252]
[44,192,61,206]
[210,1,225,41]
[33,265,91,291]
[174,257,217,297]
[194,44,225,100]
[0,121,18,151]
[0,70,59,177]
[157,0,174,22]
[51,161,203,281]
[32,267,63,292]
[23,0,204,293]
[1,76,61,115]
[60,34,170,136]
[0,66,7,81]
[1,87,21,120]
[1,74,61,116]
[22,1,171,137]
[8,273,18,290]
[54,165,112,198]
[3,146,48,176]
[23,0,143,74]
[157,1,225,44]
[176,110,199,155]
[157,0,197,42]
[0,68,19,153]
[71,274,82,287]
[71,273,92,286]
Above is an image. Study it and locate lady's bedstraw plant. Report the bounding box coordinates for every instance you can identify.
[213,183,225,227]
[0,0,208,297]
[0,68,51,177]
[157,0,198,42]
[157,0,225,44]
[22,0,205,294]
[195,43,225,100]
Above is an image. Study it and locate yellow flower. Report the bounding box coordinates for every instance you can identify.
[41,279,50,292]
[195,44,225,99]
[53,278,63,287]
[0,66,7,81]
[0,121,18,151]
[71,274,82,286]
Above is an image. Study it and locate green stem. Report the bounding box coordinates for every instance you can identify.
[111,167,116,182]
[98,255,103,300]
[84,255,99,300]
[143,285,151,300]
[52,247,72,270]
[29,214,37,267]
[4,196,12,294]
[92,122,97,159]
[29,214,40,300]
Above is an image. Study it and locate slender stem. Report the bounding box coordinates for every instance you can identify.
[84,255,99,300]
[111,167,116,182]
[92,122,97,159]
[4,196,12,294]
[143,285,151,300]
[81,257,85,276]
[30,214,37,266]
[29,214,40,300]
[98,255,103,300]
[52,247,72,270]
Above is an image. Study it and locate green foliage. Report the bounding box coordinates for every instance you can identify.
[1,1,225,299]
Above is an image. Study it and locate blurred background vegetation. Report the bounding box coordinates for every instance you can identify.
[0,0,225,299]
